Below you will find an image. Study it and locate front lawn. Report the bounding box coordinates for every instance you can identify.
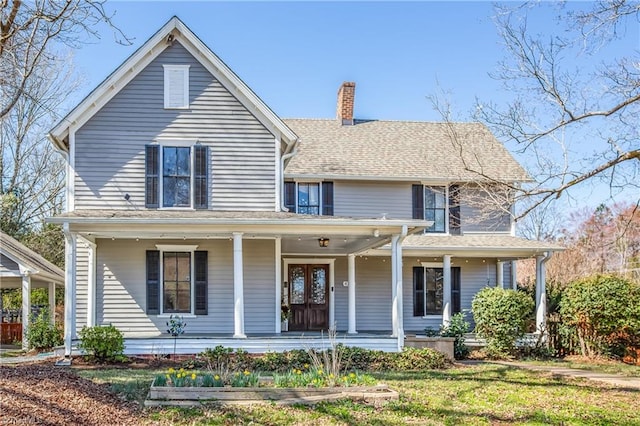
[523,357,640,378]
[75,363,640,425]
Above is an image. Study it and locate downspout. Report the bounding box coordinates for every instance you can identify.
[394,225,408,351]
[535,250,553,334]
[279,144,298,212]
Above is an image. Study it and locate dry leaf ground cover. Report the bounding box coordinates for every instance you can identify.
[1,360,639,425]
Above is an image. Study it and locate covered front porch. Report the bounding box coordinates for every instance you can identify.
[50,210,430,357]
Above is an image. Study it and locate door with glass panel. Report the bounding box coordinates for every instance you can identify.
[288,264,329,331]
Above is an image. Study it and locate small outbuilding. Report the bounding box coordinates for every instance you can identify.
[0,231,64,349]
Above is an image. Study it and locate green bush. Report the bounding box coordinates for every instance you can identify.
[472,287,535,358]
[375,347,449,370]
[25,311,62,351]
[78,324,125,362]
[559,275,640,358]
[440,312,470,359]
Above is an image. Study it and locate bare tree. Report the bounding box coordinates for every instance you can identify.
[0,52,78,236]
[0,0,130,119]
[431,1,639,221]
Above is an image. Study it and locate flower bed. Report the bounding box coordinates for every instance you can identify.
[145,367,398,407]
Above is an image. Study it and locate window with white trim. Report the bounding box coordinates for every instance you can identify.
[283,181,334,216]
[163,251,192,313]
[163,64,190,109]
[411,184,460,234]
[413,265,461,316]
[145,141,208,209]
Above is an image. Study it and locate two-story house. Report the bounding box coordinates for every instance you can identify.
[48,17,560,357]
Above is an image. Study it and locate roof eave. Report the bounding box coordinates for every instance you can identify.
[48,16,298,147]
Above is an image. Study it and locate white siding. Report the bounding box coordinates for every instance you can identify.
[334,181,411,219]
[460,187,511,233]
[93,238,277,337]
[0,254,19,274]
[74,41,276,211]
[402,258,496,333]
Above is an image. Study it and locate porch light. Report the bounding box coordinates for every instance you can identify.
[318,238,330,248]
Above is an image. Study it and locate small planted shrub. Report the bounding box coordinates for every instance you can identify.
[78,324,125,362]
[440,312,471,360]
[560,275,640,358]
[472,287,534,358]
[377,347,450,371]
[25,311,62,351]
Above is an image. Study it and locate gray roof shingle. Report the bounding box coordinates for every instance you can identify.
[0,231,64,281]
[283,119,531,182]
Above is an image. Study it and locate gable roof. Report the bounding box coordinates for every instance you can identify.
[283,119,531,182]
[48,16,297,151]
[0,231,64,282]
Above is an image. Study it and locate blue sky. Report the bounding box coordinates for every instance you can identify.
[68,1,638,211]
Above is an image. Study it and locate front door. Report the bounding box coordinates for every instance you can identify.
[288,264,329,331]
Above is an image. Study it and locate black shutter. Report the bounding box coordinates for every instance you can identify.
[449,185,461,235]
[146,250,160,314]
[413,266,425,317]
[194,145,208,209]
[321,182,334,216]
[284,181,296,212]
[194,251,208,315]
[451,267,461,314]
[412,184,424,219]
[145,145,159,208]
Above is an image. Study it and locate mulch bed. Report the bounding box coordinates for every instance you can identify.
[0,361,143,425]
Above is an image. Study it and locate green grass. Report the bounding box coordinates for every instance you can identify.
[524,358,640,378]
[76,364,640,425]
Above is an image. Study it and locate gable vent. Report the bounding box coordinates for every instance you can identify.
[163,64,190,109]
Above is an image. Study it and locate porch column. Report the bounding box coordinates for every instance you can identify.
[86,239,96,327]
[21,273,31,350]
[396,237,404,339]
[390,235,399,337]
[511,260,518,290]
[233,232,246,338]
[275,237,282,334]
[496,260,504,289]
[48,282,56,325]
[63,230,77,357]
[535,254,547,333]
[347,254,357,334]
[442,255,452,327]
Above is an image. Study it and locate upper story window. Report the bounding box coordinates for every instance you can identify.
[284,181,333,216]
[412,184,460,234]
[163,65,190,109]
[145,142,208,209]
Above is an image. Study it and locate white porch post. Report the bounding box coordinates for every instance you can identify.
[535,254,547,333]
[275,237,282,334]
[496,260,504,289]
[21,273,31,350]
[63,229,77,357]
[48,282,56,325]
[442,255,452,327]
[233,232,246,338]
[347,254,357,334]
[511,260,518,290]
[86,239,96,327]
[390,235,399,337]
[396,238,404,339]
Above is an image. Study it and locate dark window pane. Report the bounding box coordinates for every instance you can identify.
[176,178,191,206]
[163,252,191,313]
[163,148,177,174]
[298,185,309,205]
[176,147,190,175]
[425,268,444,315]
[425,186,447,233]
[163,178,176,207]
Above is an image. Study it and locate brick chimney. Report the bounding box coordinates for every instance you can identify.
[336,82,355,125]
